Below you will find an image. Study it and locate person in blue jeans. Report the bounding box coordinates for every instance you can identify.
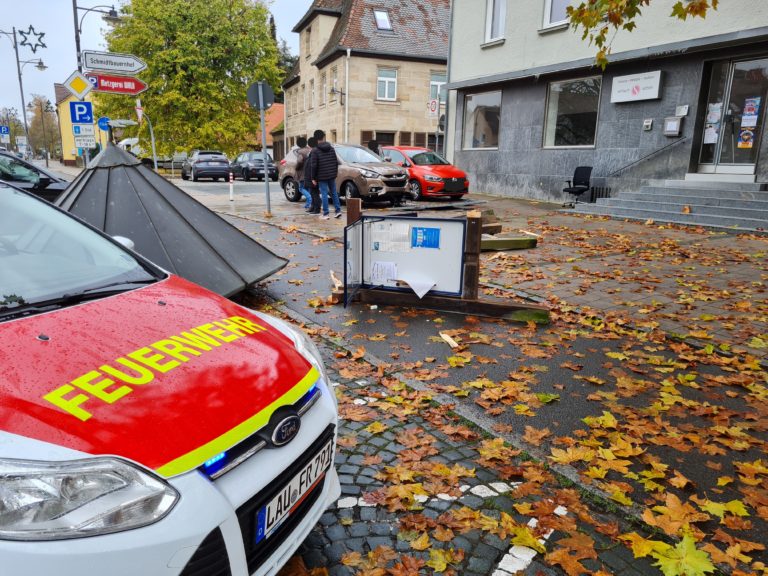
[309,129,342,220]
[294,137,314,211]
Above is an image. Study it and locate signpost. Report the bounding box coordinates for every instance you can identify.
[69,101,93,124]
[427,98,439,117]
[97,117,111,131]
[86,73,147,96]
[247,81,275,216]
[81,50,147,75]
[63,70,93,100]
[74,136,96,149]
[0,125,9,144]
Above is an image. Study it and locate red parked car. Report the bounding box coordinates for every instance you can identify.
[380,146,469,200]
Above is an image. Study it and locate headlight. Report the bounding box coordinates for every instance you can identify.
[424,174,442,183]
[360,169,379,179]
[0,457,178,540]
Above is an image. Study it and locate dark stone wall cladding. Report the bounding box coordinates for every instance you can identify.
[453,48,768,203]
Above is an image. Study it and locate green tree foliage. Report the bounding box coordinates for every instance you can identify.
[27,95,60,157]
[568,0,718,68]
[97,0,282,156]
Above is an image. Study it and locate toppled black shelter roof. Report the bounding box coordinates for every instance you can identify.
[56,145,287,297]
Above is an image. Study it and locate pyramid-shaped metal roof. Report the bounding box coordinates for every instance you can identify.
[55,145,287,297]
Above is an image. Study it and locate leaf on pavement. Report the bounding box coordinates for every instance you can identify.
[410,532,430,551]
[652,534,716,576]
[523,425,551,446]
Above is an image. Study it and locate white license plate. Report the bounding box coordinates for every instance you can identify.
[254,439,334,543]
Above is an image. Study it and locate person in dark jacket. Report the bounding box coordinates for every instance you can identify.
[309,129,342,219]
[295,137,313,212]
[304,137,320,213]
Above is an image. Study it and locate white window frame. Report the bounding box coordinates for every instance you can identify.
[543,0,570,28]
[430,72,447,102]
[320,73,327,106]
[309,79,315,109]
[373,9,392,30]
[485,0,506,42]
[377,68,397,101]
[301,84,306,112]
[330,67,338,101]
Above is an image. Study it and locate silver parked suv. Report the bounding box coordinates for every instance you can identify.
[278,144,408,205]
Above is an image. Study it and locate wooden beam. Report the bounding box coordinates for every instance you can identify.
[481,236,538,251]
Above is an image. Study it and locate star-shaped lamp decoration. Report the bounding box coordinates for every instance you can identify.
[18,25,46,54]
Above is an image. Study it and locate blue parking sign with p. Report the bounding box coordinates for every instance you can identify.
[0,126,9,135]
[70,101,93,124]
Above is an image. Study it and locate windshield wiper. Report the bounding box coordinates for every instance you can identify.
[0,279,157,320]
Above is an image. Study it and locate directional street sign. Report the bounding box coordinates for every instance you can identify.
[82,50,147,75]
[86,73,147,96]
[73,124,95,136]
[74,136,96,149]
[70,101,94,124]
[64,70,93,100]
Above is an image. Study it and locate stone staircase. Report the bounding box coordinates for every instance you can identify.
[573,179,768,232]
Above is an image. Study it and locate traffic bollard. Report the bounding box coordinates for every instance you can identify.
[229,172,234,202]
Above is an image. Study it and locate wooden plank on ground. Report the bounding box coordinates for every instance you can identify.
[481,236,538,251]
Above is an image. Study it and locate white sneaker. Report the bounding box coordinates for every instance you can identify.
[320,214,330,220]
[334,212,343,219]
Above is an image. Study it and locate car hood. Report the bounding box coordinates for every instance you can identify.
[347,162,406,176]
[416,165,467,178]
[0,276,316,477]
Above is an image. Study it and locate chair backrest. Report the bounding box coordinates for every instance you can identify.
[573,166,592,187]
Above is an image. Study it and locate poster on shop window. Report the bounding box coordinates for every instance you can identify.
[741,96,761,128]
[703,102,722,144]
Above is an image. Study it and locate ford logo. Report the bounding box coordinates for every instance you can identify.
[272,415,301,446]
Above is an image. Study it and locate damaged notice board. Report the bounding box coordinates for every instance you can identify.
[344,216,466,303]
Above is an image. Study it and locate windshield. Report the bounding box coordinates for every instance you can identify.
[406,150,451,166]
[0,188,158,314]
[247,153,273,162]
[335,145,381,164]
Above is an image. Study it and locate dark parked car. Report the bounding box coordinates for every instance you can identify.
[0,151,69,202]
[180,150,230,181]
[230,151,278,181]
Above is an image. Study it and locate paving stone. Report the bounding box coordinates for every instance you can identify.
[371,522,392,536]
[395,539,411,552]
[325,524,348,542]
[319,512,338,527]
[346,538,365,553]
[347,454,366,465]
[471,485,498,498]
[326,542,348,562]
[475,541,502,561]
[348,523,370,538]
[360,507,378,522]
[509,545,537,562]
[468,556,494,573]
[475,468,497,482]
[366,536,393,549]
[459,494,485,508]
[492,495,514,512]
[459,447,478,458]
[334,454,348,465]
[369,436,388,447]
[441,449,463,461]
[305,531,328,548]
[360,467,378,477]
[341,484,362,496]
[303,549,327,569]
[483,533,509,551]
[378,450,396,462]
[497,553,530,573]
[453,536,473,551]
[338,464,359,475]
[426,498,453,512]
[339,474,355,485]
[356,475,376,486]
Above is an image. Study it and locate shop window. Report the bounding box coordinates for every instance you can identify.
[463,91,501,149]
[485,0,506,42]
[544,0,570,27]
[544,76,601,147]
[377,68,397,101]
[375,131,395,147]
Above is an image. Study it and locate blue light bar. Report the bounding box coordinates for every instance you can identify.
[203,451,227,469]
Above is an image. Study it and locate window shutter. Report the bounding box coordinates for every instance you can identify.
[414,132,426,147]
[399,131,411,146]
[361,130,374,145]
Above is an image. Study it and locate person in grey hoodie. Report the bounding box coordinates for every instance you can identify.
[309,129,342,219]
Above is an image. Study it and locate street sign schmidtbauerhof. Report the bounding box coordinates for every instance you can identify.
[86,73,148,96]
[63,70,93,100]
[81,50,147,75]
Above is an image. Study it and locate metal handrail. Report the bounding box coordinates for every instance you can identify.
[607,136,689,178]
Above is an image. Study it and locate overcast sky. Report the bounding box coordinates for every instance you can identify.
[0,0,313,119]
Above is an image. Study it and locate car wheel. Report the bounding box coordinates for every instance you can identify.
[409,179,423,201]
[181,168,189,181]
[283,177,301,202]
[192,168,199,182]
[343,182,360,204]
[271,175,278,182]
[213,177,219,182]
[243,167,250,181]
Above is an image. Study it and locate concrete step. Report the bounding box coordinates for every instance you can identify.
[636,186,768,201]
[618,192,768,210]
[574,203,767,231]
[596,198,768,220]
[645,178,767,191]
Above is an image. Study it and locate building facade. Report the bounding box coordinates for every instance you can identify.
[447,0,768,203]
[283,0,449,150]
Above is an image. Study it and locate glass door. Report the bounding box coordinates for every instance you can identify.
[698,57,768,174]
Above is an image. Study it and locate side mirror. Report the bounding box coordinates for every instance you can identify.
[113,236,135,250]
[35,176,51,190]
[383,157,391,162]
[399,161,407,167]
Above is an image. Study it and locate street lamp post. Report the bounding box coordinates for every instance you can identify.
[72,3,120,71]
[0,26,47,156]
[29,99,54,167]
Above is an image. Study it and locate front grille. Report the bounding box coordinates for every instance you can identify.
[382,176,407,187]
[236,425,335,574]
[179,527,231,576]
[442,178,465,192]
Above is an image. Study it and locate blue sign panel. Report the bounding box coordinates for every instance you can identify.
[0,125,9,135]
[69,101,93,124]
[97,116,111,131]
[411,227,441,249]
